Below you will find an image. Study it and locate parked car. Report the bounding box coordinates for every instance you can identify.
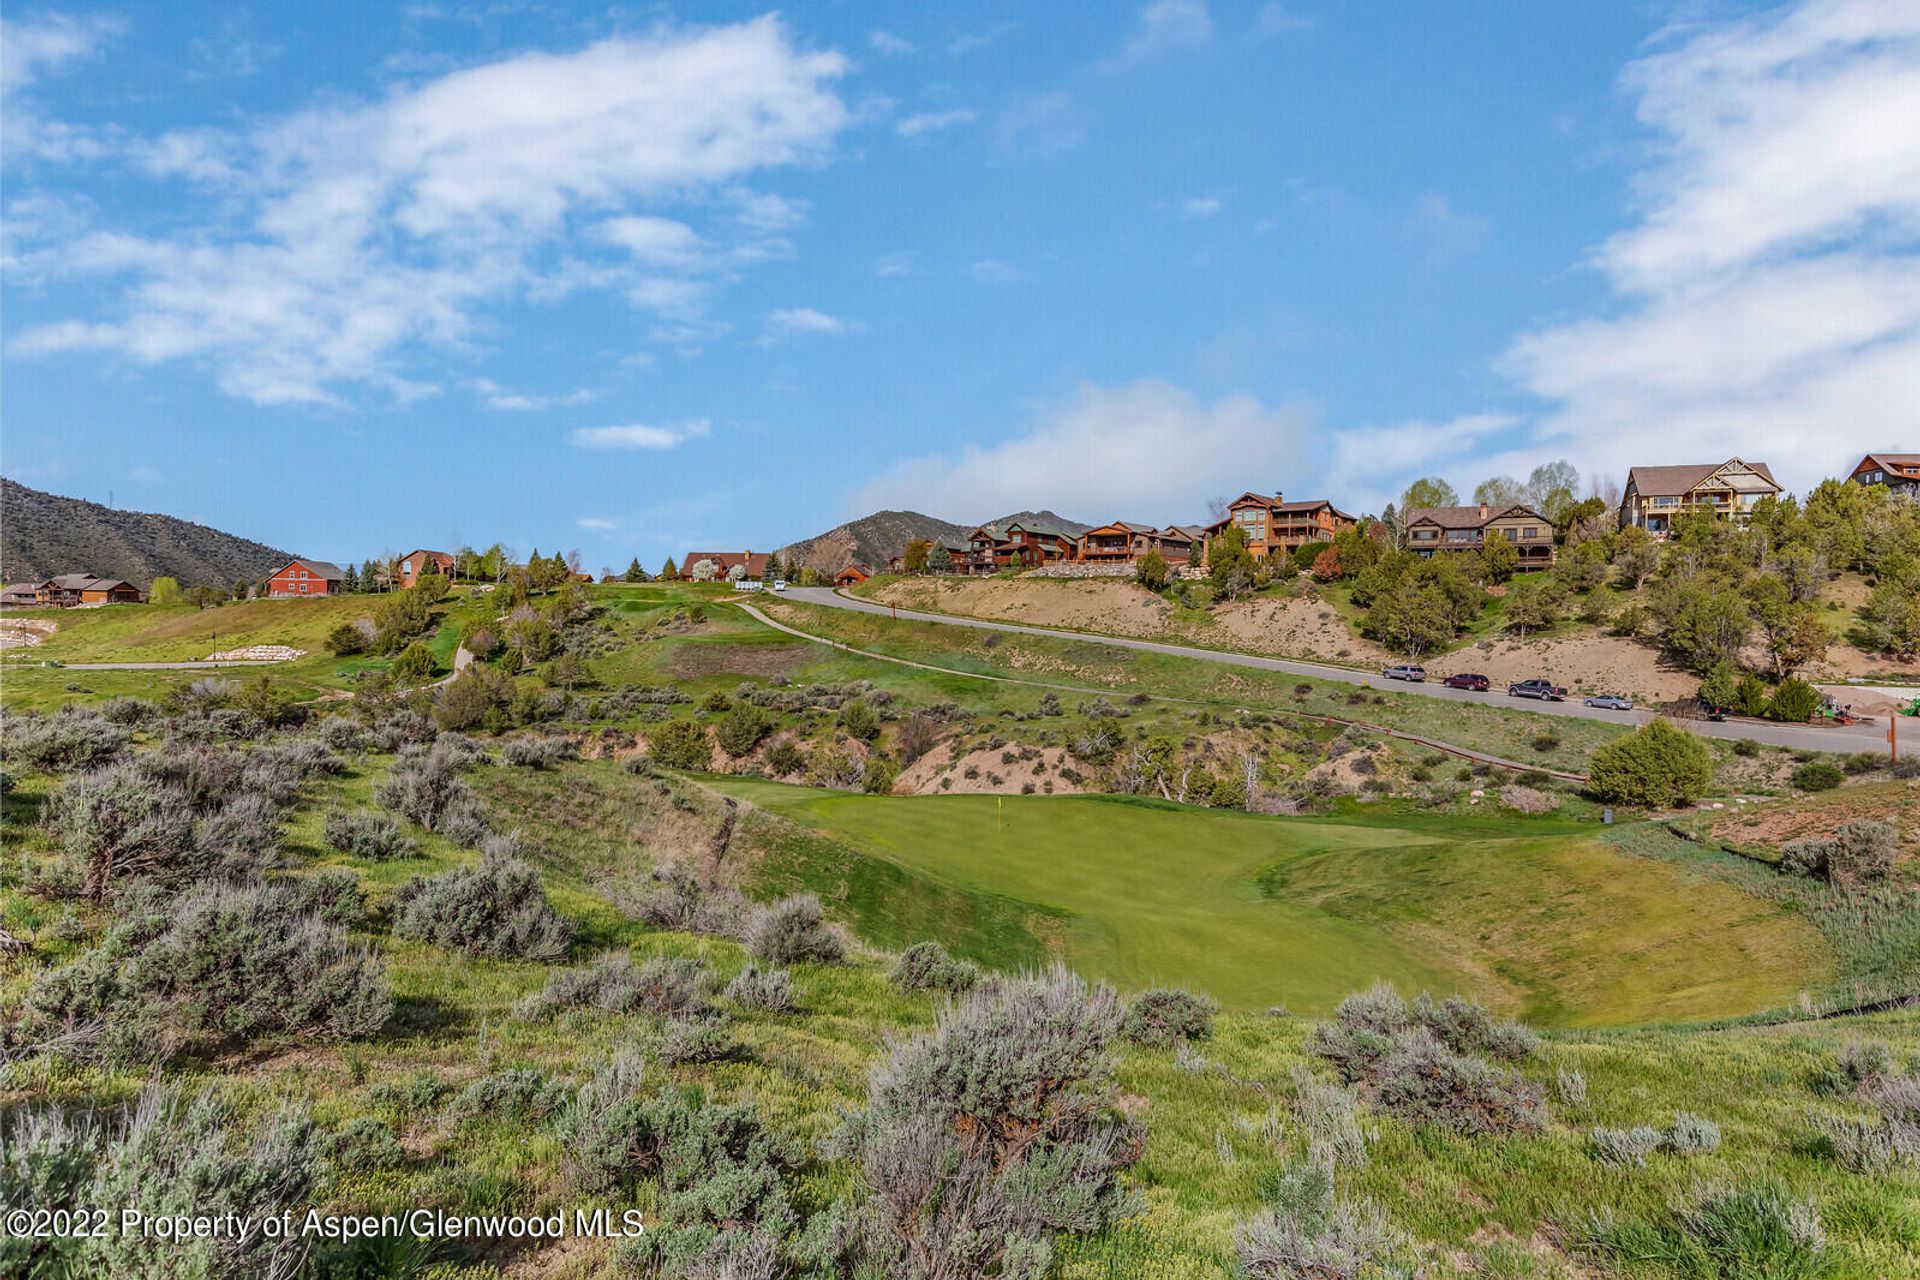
[1508,678,1567,701]
[1442,673,1490,691]
[1382,664,1427,682]
[1584,694,1633,711]
[1702,702,1730,721]
[773,580,788,592]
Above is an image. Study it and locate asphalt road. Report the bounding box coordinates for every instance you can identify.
[781,586,1891,756]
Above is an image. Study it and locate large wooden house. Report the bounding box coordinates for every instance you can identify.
[265,559,343,597]
[1403,504,1556,566]
[1619,459,1779,535]
[1849,452,1920,498]
[398,549,455,589]
[960,521,1077,575]
[32,574,144,606]
[1202,493,1356,562]
[1076,523,1199,565]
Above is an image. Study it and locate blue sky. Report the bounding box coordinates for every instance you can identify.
[4,1,1917,572]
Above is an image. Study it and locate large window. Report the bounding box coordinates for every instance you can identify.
[1234,508,1266,539]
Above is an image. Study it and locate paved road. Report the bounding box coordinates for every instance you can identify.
[48,659,286,670]
[781,587,1889,756]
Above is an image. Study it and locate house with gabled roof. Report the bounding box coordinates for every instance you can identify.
[679,551,770,582]
[1403,504,1556,566]
[835,562,874,587]
[960,521,1077,575]
[33,574,145,606]
[398,549,456,589]
[266,558,343,598]
[1849,452,1920,498]
[1076,522,1200,565]
[1619,458,1780,535]
[1202,492,1357,562]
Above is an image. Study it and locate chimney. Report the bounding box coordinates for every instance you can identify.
[1274,491,1283,504]
[1477,503,1489,520]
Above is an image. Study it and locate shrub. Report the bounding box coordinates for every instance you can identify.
[1235,1161,1408,1280]
[746,894,843,966]
[14,879,389,1063]
[1288,1065,1368,1169]
[839,698,880,742]
[323,809,419,860]
[1,1083,320,1280]
[1498,784,1559,814]
[834,967,1141,1278]
[1373,1029,1548,1137]
[635,863,755,940]
[725,965,796,1013]
[1812,1111,1920,1174]
[648,719,711,770]
[1814,1040,1894,1095]
[1668,1110,1722,1154]
[1585,717,1713,808]
[714,703,772,758]
[1767,677,1823,723]
[324,1116,404,1171]
[447,1068,569,1125]
[502,734,576,769]
[1590,1125,1664,1166]
[763,737,806,776]
[516,952,711,1020]
[1791,760,1844,792]
[1732,737,1760,757]
[2,709,130,772]
[1556,1067,1589,1108]
[658,1012,735,1065]
[1121,988,1217,1046]
[890,940,980,993]
[375,742,482,834]
[194,792,283,865]
[325,622,367,656]
[44,763,203,900]
[1830,819,1898,881]
[392,854,574,961]
[1675,1183,1825,1277]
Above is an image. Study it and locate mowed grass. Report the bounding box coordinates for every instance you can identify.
[719,784,1831,1026]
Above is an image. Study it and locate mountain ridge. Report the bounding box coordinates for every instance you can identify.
[777,508,1093,573]
[0,478,294,589]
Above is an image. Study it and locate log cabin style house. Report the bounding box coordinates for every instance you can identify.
[1076,523,1201,565]
[265,559,344,597]
[1849,452,1920,498]
[30,574,144,606]
[1202,493,1357,562]
[959,521,1078,575]
[1402,504,1556,566]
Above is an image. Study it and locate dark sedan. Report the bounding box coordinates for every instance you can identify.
[1442,673,1490,691]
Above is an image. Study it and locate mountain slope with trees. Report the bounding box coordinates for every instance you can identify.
[0,478,292,589]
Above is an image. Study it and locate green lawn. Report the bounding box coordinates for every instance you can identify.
[718,784,1832,1027]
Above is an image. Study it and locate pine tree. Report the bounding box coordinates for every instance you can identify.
[662,557,679,580]
[624,557,644,583]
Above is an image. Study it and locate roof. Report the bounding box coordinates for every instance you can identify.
[1002,521,1075,540]
[41,574,141,592]
[1204,496,1357,535]
[682,551,771,577]
[3,582,42,597]
[1624,459,1779,497]
[1081,522,1156,537]
[273,558,343,580]
[404,548,453,563]
[1856,453,1920,476]
[1167,524,1209,540]
[1404,504,1548,530]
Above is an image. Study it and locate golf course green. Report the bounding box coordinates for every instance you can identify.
[725,784,1833,1026]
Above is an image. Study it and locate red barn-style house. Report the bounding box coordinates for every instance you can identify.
[398,549,455,589]
[835,563,873,587]
[266,558,344,598]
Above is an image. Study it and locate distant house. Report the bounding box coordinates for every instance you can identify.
[1076,523,1198,565]
[1403,504,1556,566]
[398,549,456,589]
[1202,493,1356,562]
[680,551,770,583]
[960,521,1077,575]
[1849,452,1920,497]
[887,554,905,574]
[836,563,874,587]
[1619,459,1780,535]
[33,574,144,606]
[1,583,41,607]
[265,558,344,598]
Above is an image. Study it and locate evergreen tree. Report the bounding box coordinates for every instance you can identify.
[662,557,679,580]
[930,544,953,573]
[624,557,644,583]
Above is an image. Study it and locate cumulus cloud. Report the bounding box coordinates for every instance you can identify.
[471,379,597,411]
[766,307,846,336]
[569,419,711,450]
[2,11,125,161]
[9,16,850,405]
[1181,196,1222,219]
[1500,0,1920,492]
[1321,413,1522,517]
[853,379,1311,523]
[897,108,978,138]
[1109,0,1213,68]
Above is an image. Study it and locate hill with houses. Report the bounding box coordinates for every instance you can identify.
[778,507,1092,574]
[0,477,291,589]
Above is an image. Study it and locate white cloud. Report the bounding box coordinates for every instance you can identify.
[1181,196,1222,219]
[897,108,978,138]
[1321,413,1521,517]
[767,307,846,336]
[968,259,1021,281]
[576,516,620,530]
[994,90,1084,156]
[874,250,915,277]
[1497,0,1920,494]
[470,378,597,411]
[869,30,915,56]
[1108,0,1213,69]
[854,379,1311,522]
[569,419,711,450]
[1254,4,1314,37]
[9,17,850,405]
[1404,191,1488,260]
[2,11,126,161]
[949,23,1016,56]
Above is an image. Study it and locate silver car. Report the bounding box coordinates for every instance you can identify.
[1583,694,1633,711]
[1382,664,1427,682]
